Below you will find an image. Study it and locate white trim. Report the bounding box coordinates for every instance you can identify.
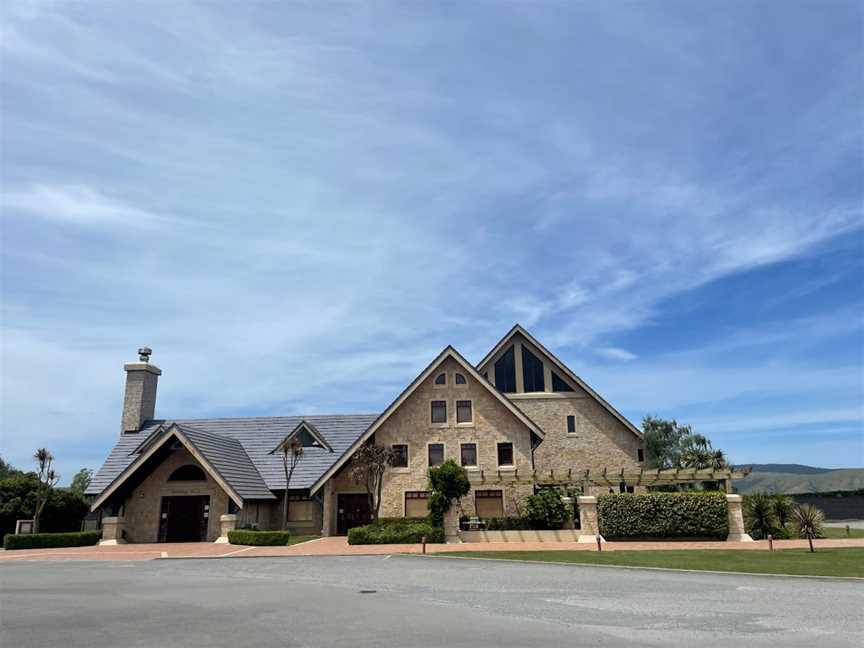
[402,489,431,517]
[459,442,478,468]
[91,424,244,511]
[454,372,468,388]
[426,441,446,468]
[433,372,447,389]
[455,398,474,426]
[308,346,545,495]
[496,441,515,468]
[429,398,448,427]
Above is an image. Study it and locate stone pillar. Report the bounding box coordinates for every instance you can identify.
[577,496,604,543]
[444,506,461,544]
[726,494,753,542]
[215,514,238,544]
[99,516,126,545]
[321,480,334,536]
[561,497,575,530]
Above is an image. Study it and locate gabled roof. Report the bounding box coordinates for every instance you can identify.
[85,414,378,499]
[90,422,274,511]
[270,419,334,454]
[308,345,545,495]
[478,324,643,439]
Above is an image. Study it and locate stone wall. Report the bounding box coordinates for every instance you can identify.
[513,393,643,494]
[122,447,231,542]
[373,356,535,520]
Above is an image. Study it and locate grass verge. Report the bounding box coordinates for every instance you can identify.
[821,527,864,539]
[440,548,864,578]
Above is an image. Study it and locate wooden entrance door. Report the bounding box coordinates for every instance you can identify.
[337,494,372,535]
[159,495,210,542]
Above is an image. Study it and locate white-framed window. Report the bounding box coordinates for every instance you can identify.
[460,442,477,467]
[431,400,447,425]
[497,442,514,467]
[566,415,577,435]
[405,491,430,518]
[391,444,408,468]
[428,442,445,467]
[434,372,447,387]
[456,399,473,425]
[454,372,467,386]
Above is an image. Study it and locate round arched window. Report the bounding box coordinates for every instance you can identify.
[167,465,206,481]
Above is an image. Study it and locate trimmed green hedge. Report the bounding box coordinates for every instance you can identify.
[227,530,291,546]
[348,518,444,545]
[598,492,728,539]
[3,530,100,550]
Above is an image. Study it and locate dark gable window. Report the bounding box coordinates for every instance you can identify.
[494,346,516,393]
[567,415,576,434]
[497,442,514,466]
[431,400,447,424]
[168,465,206,481]
[428,443,444,467]
[456,400,472,424]
[460,443,477,466]
[434,373,446,385]
[637,448,645,463]
[552,371,574,392]
[521,345,545,392]
[455,373,467,385]
[392,444,408,468]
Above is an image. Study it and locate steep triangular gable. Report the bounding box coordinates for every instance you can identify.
[269,420,334,454]
[308,345,545,495]
[478,324,643,439]
[91,423,255,511]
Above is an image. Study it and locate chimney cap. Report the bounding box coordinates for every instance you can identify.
[137,347,153,362]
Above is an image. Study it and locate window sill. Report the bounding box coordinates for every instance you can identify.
[566,433,579,438]
[497,465,516,471]
[390,467,411,474]
[455,422,474,428]
[463,465,480,471]
[429,423,449,429]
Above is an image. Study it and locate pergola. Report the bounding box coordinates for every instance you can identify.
[468,466,752,493]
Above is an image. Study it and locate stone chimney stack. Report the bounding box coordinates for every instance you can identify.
[121,347,161,433]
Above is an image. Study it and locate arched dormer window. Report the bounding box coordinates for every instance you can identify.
[455,373,467,385]
[168,465,206,481]
[434,373,446,385]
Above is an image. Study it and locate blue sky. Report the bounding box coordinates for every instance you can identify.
[1,1,862,482]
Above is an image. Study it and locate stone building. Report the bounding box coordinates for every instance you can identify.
[86,326,645,542]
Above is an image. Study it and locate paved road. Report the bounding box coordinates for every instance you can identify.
[1,555,861,647]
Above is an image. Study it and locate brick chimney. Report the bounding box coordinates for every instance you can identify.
[121,347,161,433]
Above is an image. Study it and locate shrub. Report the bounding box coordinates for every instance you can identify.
[791,504,825,552]
[598,492,728,539]
[744,492,778,540]
[486,516,532,531]
[227,529,291,546]
[428,460,470,527]
[348,518,444,545]
[3,530,100,550]
[524,489,569,530]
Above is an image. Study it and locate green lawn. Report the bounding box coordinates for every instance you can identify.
[821,526,864,539]
[288,535,320,545]
[441,548,864,578]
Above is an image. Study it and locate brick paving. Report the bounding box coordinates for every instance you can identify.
[2,536,863,562]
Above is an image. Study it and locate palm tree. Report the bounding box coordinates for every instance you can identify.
[744,492,776,540]
[772,495,794,530]
[791,504,824,553]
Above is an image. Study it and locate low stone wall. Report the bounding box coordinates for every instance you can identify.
[460,529,582,543]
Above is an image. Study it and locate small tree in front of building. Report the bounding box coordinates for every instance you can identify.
[428,460,470,528]
[32,448,59,533]
[791,504,824,553]
[281,438,304,530]
[349,443,397,522]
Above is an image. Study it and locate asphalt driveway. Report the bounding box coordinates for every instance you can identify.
[1,555,861,647]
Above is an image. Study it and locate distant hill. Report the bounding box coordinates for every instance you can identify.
[735,464,864,494]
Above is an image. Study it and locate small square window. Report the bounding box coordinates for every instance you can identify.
[456,400,472,424]
[497,442,514,467]
[637,448,644,463]
[460,443,477,467]
[566,415,576,434]
[428,443,444,467]
[392,444,408,468]
[431,400,447,424]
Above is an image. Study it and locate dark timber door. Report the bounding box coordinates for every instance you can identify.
[159,495,210,542]
[337,494,372,535]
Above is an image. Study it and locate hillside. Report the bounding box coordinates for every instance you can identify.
[735,465,864,494]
